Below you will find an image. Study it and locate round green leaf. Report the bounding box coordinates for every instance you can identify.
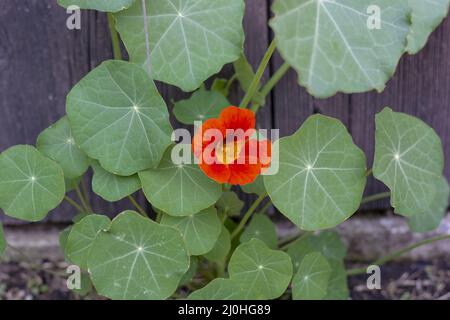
[203,226,231,263]
[91,161,140,202]
[216,191,244,217]
[240,214,278,249]
[66,60,172,176]
[270,0,410,98]
[173,88,230,125]
[0,145,65,221]
[264,115,367,230]
[88,211,189,300]
[373,107,445,217]
[287,236,316,271]
[292,252,332,300]
[36,116,89,179]
[57,0,136,12]
[228,238,293,300]
[139,146,222,217]
[309,231,347,261]
[188,278,244,300]
[72,271,94,296]
[407,0,450,54]
[66,214,111,269]
[241,175,266,196]
[0,223,6,257]
[323,259,349,300]
[408,177,450,233]
[114,0,245,91]
[160,207,222,256]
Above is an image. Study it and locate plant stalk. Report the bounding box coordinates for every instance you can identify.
[230,193,267,239]
[127,195,147,217]
[361,192,390,204]
[107,13,122,60]
[75,186,90,212]
[239,39,277,109]
[64,195,84,212]
[347,234,450,276]
[251,62,290,113]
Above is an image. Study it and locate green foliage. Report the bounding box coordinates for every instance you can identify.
[264,115,367,230]
[292,252,331,300]
[203,226,231,263]
[239,214,277,249]
[87,211,190,300]
[67,60,172,176]
[57,0,136,12]
[216,191,244,217]
[373,107,446,217]
[173,88,230,125]
[228,239,293,299]
[36,116,89,179]
[241,176,266,196]
[189,278,244,300]
[139,146,222,217]
[91,161,140,202]
[160,207,222,256]
[0,145,65,221]
[66,214,111,269]
[115,0,245,91]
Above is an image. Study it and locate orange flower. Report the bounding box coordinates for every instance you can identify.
[193,106,271,185]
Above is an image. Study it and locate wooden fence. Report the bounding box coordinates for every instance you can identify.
[1,0,450,224]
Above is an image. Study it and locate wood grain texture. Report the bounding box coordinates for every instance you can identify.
[1,0,449,224]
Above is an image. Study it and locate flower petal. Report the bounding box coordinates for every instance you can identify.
[199,162,231,184]
[219,106,255,133]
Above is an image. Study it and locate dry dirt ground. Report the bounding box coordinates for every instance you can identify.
[0,258,448,300]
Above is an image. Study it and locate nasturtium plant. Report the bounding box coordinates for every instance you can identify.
[0,0,448,301]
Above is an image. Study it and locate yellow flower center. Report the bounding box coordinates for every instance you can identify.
[216,140,244,164]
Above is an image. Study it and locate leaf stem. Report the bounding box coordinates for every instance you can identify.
[230,193,267,239]
[80,177,93,212]
[250,62,290,113]
[75,186,90,212]
[64,195,84,212]
[259,201,272,215]
[347,234,450,276]
[107,13,122,60]
[239,39,277,109]
[127,195,147,217]
[361,192,390,205]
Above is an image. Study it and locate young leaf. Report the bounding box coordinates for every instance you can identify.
[66,60,172,176]
[139,146,222,217]
[323,259,349,300]
[239,214,278,249]
[36,116,89,179]
[57,0,136,12]
[188,278,245,300]
[173,88,230,125]
[0,223,6,257]
[373,107,445,217]
[407,0,450,54]
[0,145,65,221]
[66,214,111,270]
[241,175,266,196]
[287,236,316,271]
[160,207,222,256]
[87,211,190,300]
[115,0,245,91]
[203,226,231,263]
[216,191,244,217]
[264,115,367,230]
[292,252,332,300]
[407,177,450,233]
[228,238,293,299]
[91,161,140,202]
[270,0,410,98]
[309,231,347,261]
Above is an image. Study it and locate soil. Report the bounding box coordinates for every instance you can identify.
[0,258,448,300]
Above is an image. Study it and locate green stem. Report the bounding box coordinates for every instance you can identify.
[239,39,277,109]
[75,186,90,212]
[127,195,147,217]
[64,195,84,212]
[107,13,122,60]
[250,62,290,113]
[259,201,272,215]
[365,168,373,177]
[361,192,390,205]
[347,234,450,276]
[225,74,238,93]
[230,193,267,239]
[80,177,92,211]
